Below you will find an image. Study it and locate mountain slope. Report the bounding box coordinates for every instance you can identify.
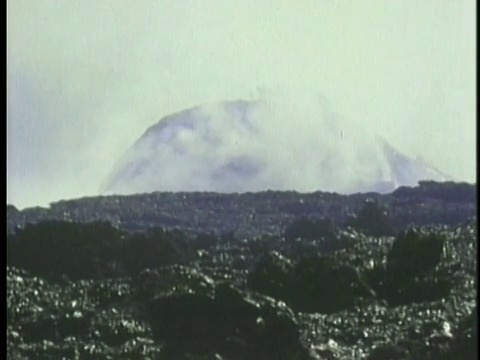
[102,99,451,196]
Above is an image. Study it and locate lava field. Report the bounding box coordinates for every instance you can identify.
[6,181,478,359]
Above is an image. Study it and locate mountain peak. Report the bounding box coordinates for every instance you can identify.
[102,99,450,196]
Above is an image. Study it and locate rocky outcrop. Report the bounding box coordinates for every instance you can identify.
[348,199,395,237]
[247,251,294,301]
[289,255,377,314]
[284,217,336,242]
[383,229,450,305]
[6,220,477,359]
[248,253,378,314]
[145,266,314,359]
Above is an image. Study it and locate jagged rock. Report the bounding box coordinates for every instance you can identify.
[383,229,448,305]
[367,343,410,360]
[248,252,378,314]
[134,265,215,301]
[19,314,58,343]
[446,307,477,359]
[284,217,336,242]
[387,276,453,307]
[86,278,133,307]
[349,199,394,237]
[387,229,445,282]
[7,183,476,238]
[122,228,194,276]
[289,255,377,314]
[7,221,124,280]
[15,341,79,360]
[7,204,19,213]
[6,218,477,360]
[194,232,219,249]
[92,310,150,347]
[146,275,313,359]
[393,181,476,203]
[247,251,294,301]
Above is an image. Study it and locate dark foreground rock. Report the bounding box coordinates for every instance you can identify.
[146,275,314,359]
[247,251,294,301]
[6,202,477,360]
[348,199,395,237]
[289,255,377,314]
[284,217,336,242]
[248,252,377,314]
[381,229,452,306]
[446,307,478,359]
[386,229,445,283]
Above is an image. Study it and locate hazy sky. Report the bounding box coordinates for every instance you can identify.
[7,0,476,209]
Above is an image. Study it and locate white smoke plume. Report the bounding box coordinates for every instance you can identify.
[102,90,450,196]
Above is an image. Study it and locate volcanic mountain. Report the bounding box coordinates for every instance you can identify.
[102,99,451,195]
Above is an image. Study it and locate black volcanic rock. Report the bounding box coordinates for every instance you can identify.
[349,198,395,237]
[134,265,215,302]
[5,219,477,359]
[122,228,194,276]
[247,251,294,301]
[247,251,380,315]
[387,275,453,307]
[289,255,377,314]
[7,221,124,280]
[284,217,336,242]
[7,204,19,213]
[146,276,313,359]
[194,232,219,249]
[7,222,196,281]
[386,229,445,282]
[393,181,477,203]
[367,343,410,360]
[378,229,455,306]
[7,183,476,238]
[448,307,478,359]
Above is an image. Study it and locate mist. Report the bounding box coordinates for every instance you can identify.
[7,0,476,209]
[103,91,400,195]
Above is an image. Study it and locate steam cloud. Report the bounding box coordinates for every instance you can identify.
[7,1,474,208]
[103,91,450,196]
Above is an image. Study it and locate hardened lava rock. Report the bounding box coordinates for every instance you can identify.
[146,277,314,359]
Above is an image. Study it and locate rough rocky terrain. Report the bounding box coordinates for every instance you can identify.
[6,181,477,359]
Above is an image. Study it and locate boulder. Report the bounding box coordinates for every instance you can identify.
[134,265,215,301]
[349,199,394,237]
[247,251,294,301]
[384,229,448,304]
[367,343,410,360]
[289,255,377,314]
[387,229,445,282]
[194,232,219,249]
[146,268,313,359]
[284,217,336,242]
[446,307,477,359]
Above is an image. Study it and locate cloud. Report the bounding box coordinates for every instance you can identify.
[7,0,476,208]
[103,91,448,196]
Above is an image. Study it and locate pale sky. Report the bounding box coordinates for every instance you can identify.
[7,0,476,209]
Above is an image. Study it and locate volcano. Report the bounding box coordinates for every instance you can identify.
[102,99,451,195]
